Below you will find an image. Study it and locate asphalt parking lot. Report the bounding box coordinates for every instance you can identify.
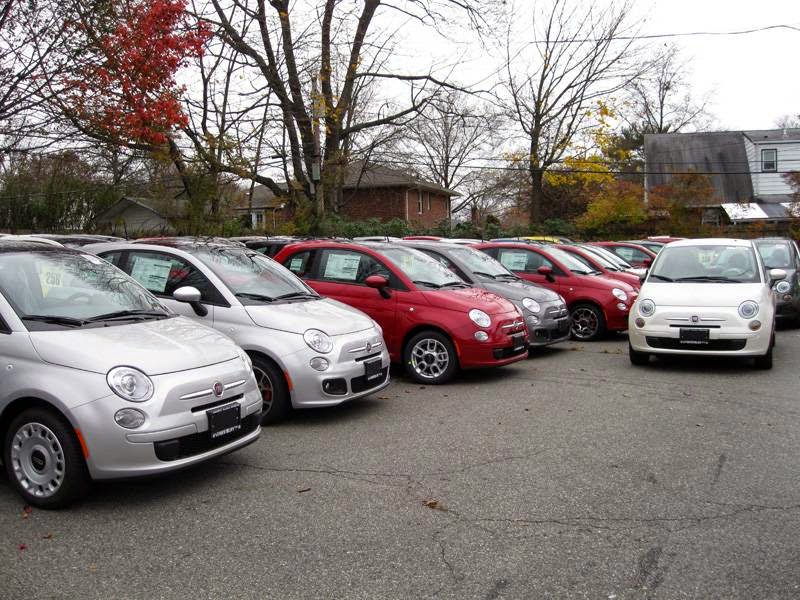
[3,330,800,600]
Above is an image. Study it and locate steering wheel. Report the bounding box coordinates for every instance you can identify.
[721,267,746,278]
[65,292,93,303]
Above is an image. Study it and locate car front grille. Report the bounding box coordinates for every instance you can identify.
[645,337,747,351]
[154,413,260,461]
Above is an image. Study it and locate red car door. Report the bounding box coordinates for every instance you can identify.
[290,247,400,352]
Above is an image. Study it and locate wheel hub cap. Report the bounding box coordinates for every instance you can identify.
[411,339,449,379]
[253,366,274,413]
[10,422,65,498]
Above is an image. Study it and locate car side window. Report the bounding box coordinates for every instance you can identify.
[125,251,216,302]
[99,251,124,267]
[497,249,552,273]
[316,249,391,285]
[283,250,314,278]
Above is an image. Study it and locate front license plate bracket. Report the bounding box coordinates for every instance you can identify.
[207,403,241,439]
[364,359,382,381]
[679,328,710,344]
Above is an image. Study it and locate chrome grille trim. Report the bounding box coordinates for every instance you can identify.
[348,340,383,354]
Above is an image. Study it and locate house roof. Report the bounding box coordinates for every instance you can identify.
[96,197,166,222]
[721,202,800,222]
[343,160,459,196]
[743,128,800,143]
[234,185,287,211]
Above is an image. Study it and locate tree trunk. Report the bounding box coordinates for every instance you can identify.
[529,167,545,227]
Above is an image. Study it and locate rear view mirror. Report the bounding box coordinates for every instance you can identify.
[173,286,208,317]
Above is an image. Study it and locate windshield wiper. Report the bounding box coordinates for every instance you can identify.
[86,309,171,322]
[674,276,738,283]
[648,274,673,282]
[496,273,521,281]
[472,271,498,280]
[439,281,469,288]
[273,291,319,300]
[235,292,276,302]
[412,280,443,289]
[21,314,88,327]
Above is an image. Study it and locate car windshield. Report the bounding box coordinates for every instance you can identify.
[582,245,632,269]
[191,247,317,303]
[0,250,168,330]
[650,245,762,283]
[543,247,595,275]
[755,241,793,269]
[378,247,465,288]
[446,247,514,278]
[569,247,617,270]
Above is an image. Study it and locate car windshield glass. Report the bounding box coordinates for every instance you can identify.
[543,247,594,274]
[571,247,616,270]
[0,251,167,329]
[447,247,512,278]
[378,247,464,288]
[191,247,316,302]
[755,241,793,269]
[582,245,632,269]
[650,245,762,283]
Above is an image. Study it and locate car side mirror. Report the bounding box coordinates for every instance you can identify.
[365,274,392,299]
[173,286,208,317]
[537,265,555,283]
[643,258,653,267]
[769,268,787,283]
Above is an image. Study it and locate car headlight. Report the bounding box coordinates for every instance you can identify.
[468,309,491,328]
[638,299,656,317]
[612,288,628,302]
[237,347,253,370]
[303,328,333,353]
[738,301,759,319]
[107,366,154,402]
[775,280,791,294]
[522,297,541,313]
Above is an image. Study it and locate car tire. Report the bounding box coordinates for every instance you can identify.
[403,330,459,385]
[628,343,650,366]
[753,335,774,370]
[251,355,291,425]
[569,304,606,341]
[3,408,91,509]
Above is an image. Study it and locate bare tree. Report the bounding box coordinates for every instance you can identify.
[200,0,494,226]
[776,114,800,129]
[500,0,643,226]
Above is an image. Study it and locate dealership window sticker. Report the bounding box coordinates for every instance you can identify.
[130,256,173,293]
[324,252,361,281]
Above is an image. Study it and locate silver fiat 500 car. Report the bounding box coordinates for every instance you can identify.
[0,241,261,508]
[86,239,390,424]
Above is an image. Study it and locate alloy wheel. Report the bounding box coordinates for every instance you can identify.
[253,366,274,413]
[410,338,450,380]
[571,307,600,340]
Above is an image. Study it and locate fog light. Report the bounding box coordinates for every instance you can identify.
[526,315,540,325]
[749,320,762,331]
[114,408,145,429]
[309,357,330,371]
[784,294,793,302]
[617,303,627,311]
[474,331,489,342]
[634,317,645,328]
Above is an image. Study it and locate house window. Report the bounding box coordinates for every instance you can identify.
[417,192,423,214]
[255,211,264,226]
[426,192,431,211]
[761,148,777,172]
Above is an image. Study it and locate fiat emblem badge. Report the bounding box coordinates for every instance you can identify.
[691,315,699,323]
[213,382,224,397]
[366,342,372,352]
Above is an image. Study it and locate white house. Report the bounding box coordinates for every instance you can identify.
[743,129,800,202]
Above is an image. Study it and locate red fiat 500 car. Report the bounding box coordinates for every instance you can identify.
[473,242,637,341]
[274,241,528,384]
[556,244,642,289]
[591,241,657,269]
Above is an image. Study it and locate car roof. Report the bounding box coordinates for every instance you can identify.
[667,238,754,248]
[0,240,77,252]
[130,236,246,248]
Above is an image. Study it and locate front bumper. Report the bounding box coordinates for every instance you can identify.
[287,327,391,408]
[73,358,262,479]
[454,311,529,369]
[525,301,570,346]
[629,306,772,356]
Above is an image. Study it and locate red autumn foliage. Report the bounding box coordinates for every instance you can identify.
[66,0,210,145]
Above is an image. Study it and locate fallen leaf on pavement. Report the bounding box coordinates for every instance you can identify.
[423,499,445,511]
[18,543,27,551]
[42,533,53,540]
[21,505,32,519]
[297,487,311,494]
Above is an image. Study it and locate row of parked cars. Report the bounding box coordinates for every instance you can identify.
[1,232,797,508]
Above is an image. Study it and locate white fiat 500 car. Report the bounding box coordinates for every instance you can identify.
[629,239,785,369]
[85,239,390,424]
[0,241,261,508]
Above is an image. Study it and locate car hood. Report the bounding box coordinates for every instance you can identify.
[572,273,636,292]
[481,280,561,303]
[640,282,769,307]
[29,316,239,376]
[245,298,374,335]
[421,286,517,315]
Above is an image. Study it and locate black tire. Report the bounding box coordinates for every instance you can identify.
[753,336,774,370]
[628,343,650,366]
[570,304,606,341]
[3,408,91,509]
[403,330,459,385]
[251,355,291,424]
